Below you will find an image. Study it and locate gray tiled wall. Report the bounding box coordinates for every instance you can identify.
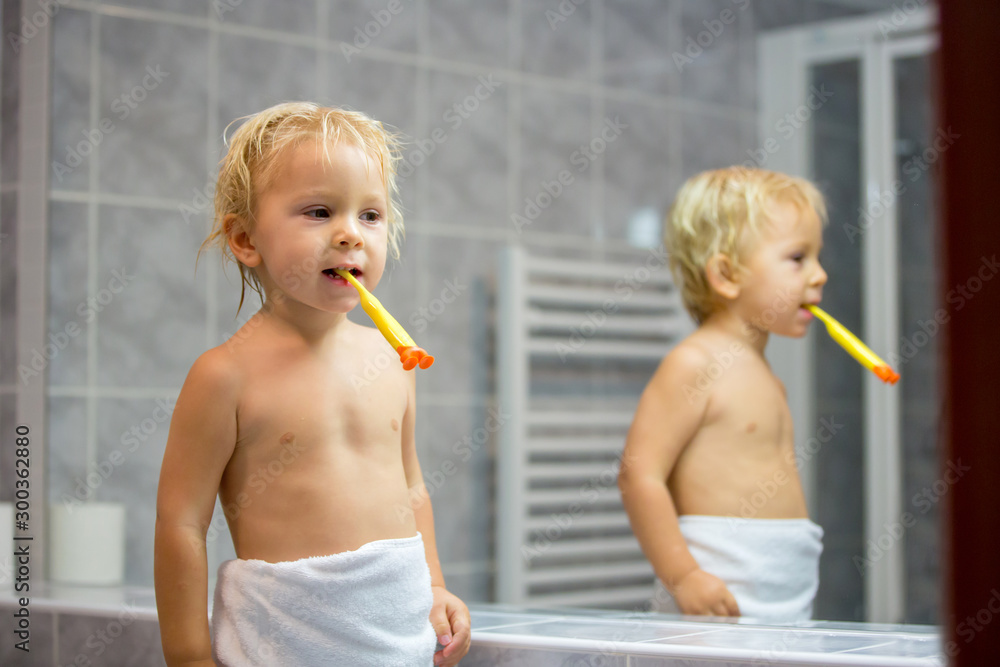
[0,0,20,505]
[38,0,926,625]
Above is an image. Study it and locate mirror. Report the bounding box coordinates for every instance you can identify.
[2,0,940,638]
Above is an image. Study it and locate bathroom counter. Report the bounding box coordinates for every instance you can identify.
[0,586,942,666]
[465,604,943,666]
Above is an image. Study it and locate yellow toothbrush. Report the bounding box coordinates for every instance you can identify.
[806,304,898,384]
[334,269,434,370]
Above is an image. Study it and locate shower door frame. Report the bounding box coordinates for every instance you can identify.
[758,8,937,623]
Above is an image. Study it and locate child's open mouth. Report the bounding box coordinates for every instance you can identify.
[322,267,362,283]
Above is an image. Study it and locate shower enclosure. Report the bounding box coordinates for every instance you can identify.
[759,7,940,624]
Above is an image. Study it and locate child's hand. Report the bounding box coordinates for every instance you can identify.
[671,569,741,617]
[429,585,470,666]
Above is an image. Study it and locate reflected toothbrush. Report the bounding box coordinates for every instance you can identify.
[334,269,434,370]
[806,304,899,384]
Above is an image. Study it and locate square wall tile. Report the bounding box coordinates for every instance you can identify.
[58,613,167,667]
[47,200,90,388]
[46,395,89,506]
[426,0,510,68]
[415,404,496,567]
[95,396,175,585]
[329,0,421,56]
[216,0,318,35]
[424,71,509,230]
[604,0,680,97]
[216,32,318,142]
[680,109,745,176]
[678,0,755,110]
[602,99,677,242]
[415,234,495,399]
[50,7,92,192]
[520,0,593,81]
[95,204,207,389]
[517,87,593,238]
[98,14,209,202]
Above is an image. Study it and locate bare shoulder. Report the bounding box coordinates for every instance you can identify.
[181,343,243,402]
[652,333,715,386]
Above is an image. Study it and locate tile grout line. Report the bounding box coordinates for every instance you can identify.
[65,0,754,120]
[85,8,101,480]
[507,0,521,250]
[591,0,605,243]
[205,5,220,354]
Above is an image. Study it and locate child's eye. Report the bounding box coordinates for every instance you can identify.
[790,253,805,263]
[360,210,382,223]
[306,208,330,219]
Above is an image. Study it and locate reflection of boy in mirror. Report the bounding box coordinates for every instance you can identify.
[154,102,470,666]
[619,167,828,621]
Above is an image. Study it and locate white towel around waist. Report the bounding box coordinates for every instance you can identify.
[652,516,824,622]
[211,533,436,667]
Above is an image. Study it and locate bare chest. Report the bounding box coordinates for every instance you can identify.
[234,355,408,458]
[707,363,793,444]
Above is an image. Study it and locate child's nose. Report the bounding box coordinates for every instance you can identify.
[330,215,364,248]
[812,263,828,287]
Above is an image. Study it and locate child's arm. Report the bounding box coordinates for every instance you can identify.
[400,372,471,666]
[618,346,740,617]
[154,351,239,666]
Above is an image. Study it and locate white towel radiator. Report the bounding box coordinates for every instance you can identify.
[496,245,692,608]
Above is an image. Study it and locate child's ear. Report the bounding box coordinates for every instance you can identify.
[705,253,741,301]
[225,214,262,267]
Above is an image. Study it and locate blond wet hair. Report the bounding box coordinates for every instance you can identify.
[665,166,827,324]
[203,102,404,313]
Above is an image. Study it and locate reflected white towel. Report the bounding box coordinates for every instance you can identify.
[211,533,436,667]
[652,516,824,622]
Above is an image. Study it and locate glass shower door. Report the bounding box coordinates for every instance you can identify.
[759,10,939,623]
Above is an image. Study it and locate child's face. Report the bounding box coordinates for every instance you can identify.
[245,139,389,314]
[734,200,827,338]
